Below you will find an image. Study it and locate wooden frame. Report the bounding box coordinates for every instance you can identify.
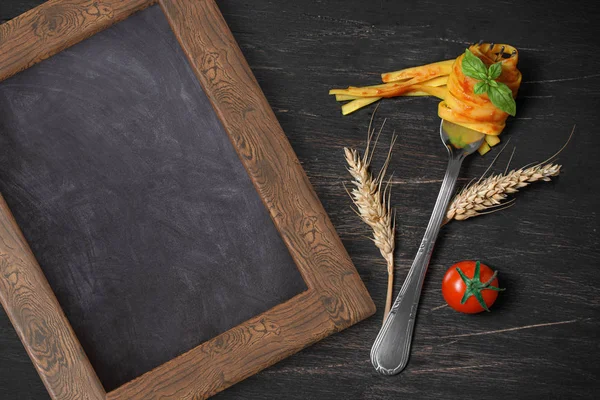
[0,0,375,399]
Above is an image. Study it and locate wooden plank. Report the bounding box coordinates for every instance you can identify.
[0,195,105,400]
[107,290,333,399]
[0,0,156,81]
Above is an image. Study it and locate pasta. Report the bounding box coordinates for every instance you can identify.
[329,43,522,154]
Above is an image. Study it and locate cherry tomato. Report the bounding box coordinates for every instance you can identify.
[442,260,504,314]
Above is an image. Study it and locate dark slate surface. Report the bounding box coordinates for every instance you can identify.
[1,0,599,399]
[0,4,306,392]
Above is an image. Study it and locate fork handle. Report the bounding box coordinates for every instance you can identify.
[371,152,465,375]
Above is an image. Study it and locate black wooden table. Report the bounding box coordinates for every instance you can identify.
[1,1,598,399]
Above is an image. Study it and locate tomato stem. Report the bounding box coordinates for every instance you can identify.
[456,260,505,312]
[482,270,499,286]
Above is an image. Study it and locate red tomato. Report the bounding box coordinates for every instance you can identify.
[442,260,504,314]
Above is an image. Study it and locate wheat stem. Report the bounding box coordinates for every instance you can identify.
[385,260,394,317]
[345,121,397,321]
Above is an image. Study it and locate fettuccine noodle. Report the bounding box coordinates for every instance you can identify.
[330,43,522,154]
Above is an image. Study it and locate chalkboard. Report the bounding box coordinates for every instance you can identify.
[0,4,307,391]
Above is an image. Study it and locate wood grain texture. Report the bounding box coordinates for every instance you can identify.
[0,0,156,82]
[0,0,375,399]
[0,195,105,400]
[108,291,334,399]
[2,0,600,399]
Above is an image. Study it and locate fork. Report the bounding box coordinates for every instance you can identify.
[370,119,485,375]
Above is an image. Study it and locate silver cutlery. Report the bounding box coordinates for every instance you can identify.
[370,119,485,375]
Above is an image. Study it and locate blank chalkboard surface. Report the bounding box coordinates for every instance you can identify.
[0,4,306,391]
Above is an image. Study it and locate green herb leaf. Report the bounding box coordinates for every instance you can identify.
[473,81,488,95]
[495,81,513,94]
[462,49,488,81]
[488,85,517,116]
[488,62,503,80]
[462,49,517,116]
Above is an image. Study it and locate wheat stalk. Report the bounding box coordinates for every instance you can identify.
[345,115,397,319]
[444,162,561,223]
[444,126,575,223]
[442,125,577,225]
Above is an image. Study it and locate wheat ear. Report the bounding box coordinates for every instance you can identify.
[345,116,397,319]
[444,162,561,223]
[444,126,575,223]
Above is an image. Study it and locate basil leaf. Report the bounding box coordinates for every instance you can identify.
[488,62,503,80]
[473,81,488,95]
[495,81,513,94]
[462,50,517,117]
[462,49,488,81]
[488,86,516,116]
